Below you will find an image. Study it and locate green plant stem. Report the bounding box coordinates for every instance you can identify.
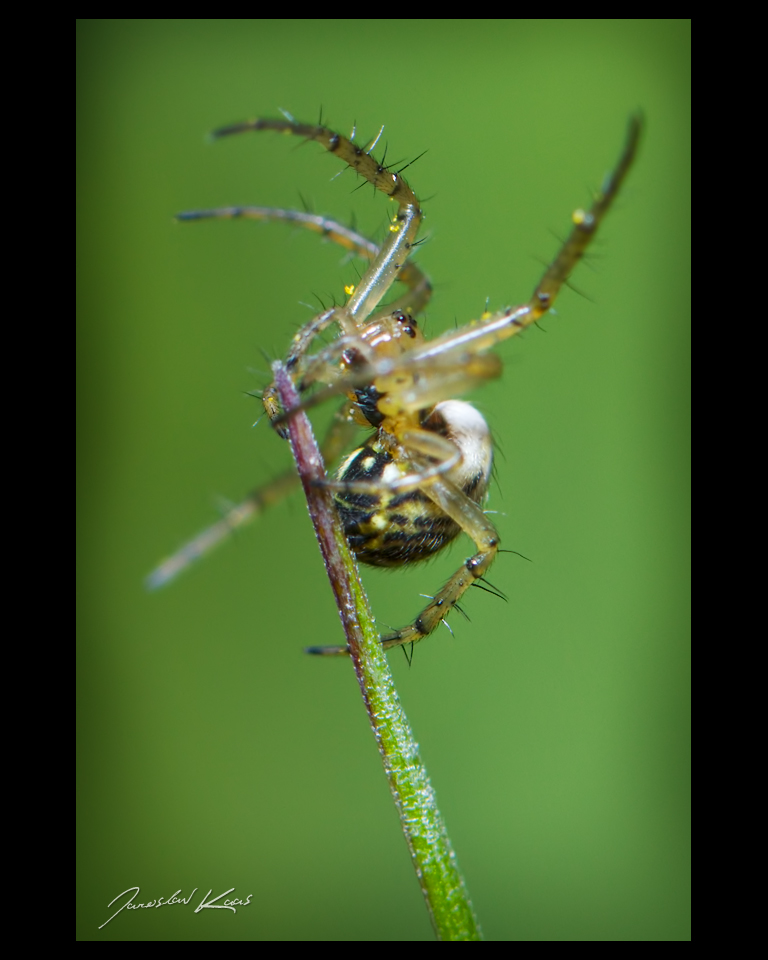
[273,361,482,941]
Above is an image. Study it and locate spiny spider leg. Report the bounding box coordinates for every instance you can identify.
[210,120,424,435]
[212,118,423,324]
[306,471,500,656]
[410,114,643,364]
[379,475,500,650]
[175,207,433,318]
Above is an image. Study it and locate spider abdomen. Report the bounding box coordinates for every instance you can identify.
[334,448,462,567]
[334,400,493,568]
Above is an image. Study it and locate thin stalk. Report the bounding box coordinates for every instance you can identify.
[273,361,482,941]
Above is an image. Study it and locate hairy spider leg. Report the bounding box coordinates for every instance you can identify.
[212,119,424,325]
[406,114,643,365]
[306,467,500,656]
[212,120,424,433]
[379,473,500,649]
[176,206,433,320]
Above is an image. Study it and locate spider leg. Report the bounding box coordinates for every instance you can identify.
[175,206,433,318]
[211,118,424,324]
[180,210,432,439]
[262,254,431,436]
[379,475,500,649]
[261,307,341,438]
[322,428,462,495]
[401,114,643,363]
[529,113,642,320]
[307,472,499,656]
[369,259,432,320]
[145,402,360,589]
[270,348,502,430]
[177,205,380,258]
[374,353,502,415]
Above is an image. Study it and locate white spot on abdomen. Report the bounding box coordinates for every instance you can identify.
[434,400,493,498]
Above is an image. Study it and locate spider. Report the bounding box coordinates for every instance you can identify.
[148,113,642,657]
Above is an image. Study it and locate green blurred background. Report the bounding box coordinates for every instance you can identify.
[77,20,690,941]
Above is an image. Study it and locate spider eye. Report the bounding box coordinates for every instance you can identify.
[393,311,417,338]
[342,346,367,369]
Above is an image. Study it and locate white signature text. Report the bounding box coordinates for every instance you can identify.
[99,886,253,929]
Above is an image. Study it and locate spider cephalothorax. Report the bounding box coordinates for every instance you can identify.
[148,113,641,655]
